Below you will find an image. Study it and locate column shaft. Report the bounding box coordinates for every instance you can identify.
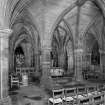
[0,28,12,105]
[40,47,51,88]
[74,49,83,81]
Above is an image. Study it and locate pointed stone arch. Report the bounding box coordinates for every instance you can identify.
[50,0,105,41]
[50,0,105,81]
[82,17,102,50]
[51,19,75,75]
[9,21,41,73]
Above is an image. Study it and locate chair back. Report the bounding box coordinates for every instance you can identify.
[16,68,21,75]
[64,87,76,97]
[52,89,64,99]
[97,84,104,92]
[77,87,87,95]
[93,94,102,103]
[11,75,19,82]
[87,86,96,93]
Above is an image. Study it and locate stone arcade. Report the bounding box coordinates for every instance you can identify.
[1,0,105,104]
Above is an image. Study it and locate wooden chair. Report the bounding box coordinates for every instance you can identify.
[48,89,64,105]
[97,84,105,92]
[63,87,76,105]
[95,84,105,105]
[29,69,33,75]
[11,74,20,88]
[16,68,21,75]
[96,84,104,93]
[86,86,104,105]
[79,98,90,105]
[76,87,91,105]
[76,87,87,97]
[87,86,97,97]
[93,94,104,105]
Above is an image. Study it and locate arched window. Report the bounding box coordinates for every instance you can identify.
[14,46,25,67]
[51,20,74,72]
[91,41,100,65]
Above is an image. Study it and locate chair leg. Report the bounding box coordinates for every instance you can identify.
[48,100,50,105]
[18,82,19,87]
[48,100,49,105]
[11,83,12,88]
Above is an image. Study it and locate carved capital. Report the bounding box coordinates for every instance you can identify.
[0,28,12,38]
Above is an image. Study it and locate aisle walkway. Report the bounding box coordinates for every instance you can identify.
[9,85,48,105]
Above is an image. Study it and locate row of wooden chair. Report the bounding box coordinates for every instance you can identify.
[48,85,105,105]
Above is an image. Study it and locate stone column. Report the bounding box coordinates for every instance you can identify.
[26,43,32,67]
[0,28,12,105]
[99,50,102,72]
[74,49,83,82]
[68,53,74,73]
[34,51,40,76]
[99,50,105,73]
[40,46,51,88]
[85,53,91,69]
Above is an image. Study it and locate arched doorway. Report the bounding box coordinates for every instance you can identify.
[14,37,35,71]
[9,23,41,87]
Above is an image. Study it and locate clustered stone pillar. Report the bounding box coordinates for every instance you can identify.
[85,53,91,69]
[41,47,51,88]
[74,49,83,82]
[34,52,40,76]
[0,28,12,105]
[68,53,74,73]
[99,50,105,73]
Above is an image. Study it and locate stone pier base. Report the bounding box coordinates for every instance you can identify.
[0,96,11,105]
